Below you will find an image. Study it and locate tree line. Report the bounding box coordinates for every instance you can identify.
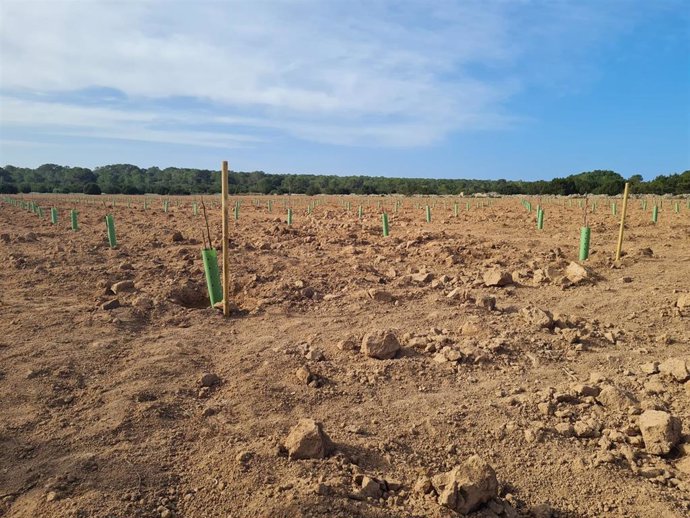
[1,164,688,196]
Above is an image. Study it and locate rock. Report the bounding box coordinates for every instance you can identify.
[412,272,433,283]
[100,298,121,310]
[603,331,616,344]
[640,362,660,375]
[643,379,665,395]
[675,456,690,475]
[430,455,498,515]
[524,428,543,443]
[483,269,512,287]
[560,328,580,344]
[46,491,58,502]
[445,349,463,362]
[202,405,219,417]
[574,419,600,438]
[133,295,154,310]
[111,280,135,293]
[554,423,575,437]
[360,476,382,499]
[659,357,690,382]
[235,450,253,465]
[361,330,401,360]
[477,296,496,311]
[639,410,681,456]
[572,384,600,397]
[367,289,394,303]
[337,337,359,351]
[433,352,449,364]
[199,372,221,387]
[565,262,592,284]
[305,348,325,361]
[171,231,184,242]
[447,287,470,300]
[596,385,638,412]
[520,307,553,329]
[675,293,690,309]
[296,366,315,385]
[638,467,664,479]
[537,402,554,416]
[461,322,482,336]
[413,477,433,494]
[284,418,333,460]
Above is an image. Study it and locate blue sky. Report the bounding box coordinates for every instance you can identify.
[0,0,688,180]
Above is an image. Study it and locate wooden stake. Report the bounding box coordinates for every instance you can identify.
[615,182,630,262]
[221,160,230,317]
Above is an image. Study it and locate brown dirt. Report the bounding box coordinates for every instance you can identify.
[1,194,689,518]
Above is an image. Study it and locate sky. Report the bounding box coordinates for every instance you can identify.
[0,0,688,181]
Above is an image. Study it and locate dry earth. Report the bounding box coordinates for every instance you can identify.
[1,194,689,518]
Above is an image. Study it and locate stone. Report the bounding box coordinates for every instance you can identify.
[412,272,434,283]
[445,349,463,362]
[199,372,221,387]
[305,348,325,361]
[433,353,449,364]
[596,385,637,412]
[447,287,469,300]
[361,330,401,360]
[640,362,660,375]
[360,476,382,499]
[676,293,690,309]
[520,307,553,329]
[554,423,575,437]
[430,455,498,515]
[644,379,666,395]
[483,269,512,287]
[337,337,359,351]
[675,457,690,475]
[659,358,690,382]
[537,402,554,416]
[574,419,599,438]
[413,477,432,494]
[235,450,253,464]
[565,262,592,284]
[367,289,394,303]
[284,418,333,460]
[100,298,121,310]
[571,384,600,397]
[111,280,135,293]
[296,366,315,385]
[639,410,681,456]
[461,322,482,336]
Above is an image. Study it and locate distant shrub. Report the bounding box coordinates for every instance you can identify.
[83,183,102,195]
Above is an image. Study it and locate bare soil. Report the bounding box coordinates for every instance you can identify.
[1,194,689,518]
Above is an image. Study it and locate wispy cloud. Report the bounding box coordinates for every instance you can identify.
[0,0,675,151]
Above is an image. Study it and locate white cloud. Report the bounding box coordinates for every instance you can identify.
[0,0,669,148]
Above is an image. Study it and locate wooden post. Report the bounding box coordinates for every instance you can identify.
[615,182,630,262]
[221,160,230,317]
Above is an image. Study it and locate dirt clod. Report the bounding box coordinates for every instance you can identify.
[284,418,333,460]
[361,330,401,360]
